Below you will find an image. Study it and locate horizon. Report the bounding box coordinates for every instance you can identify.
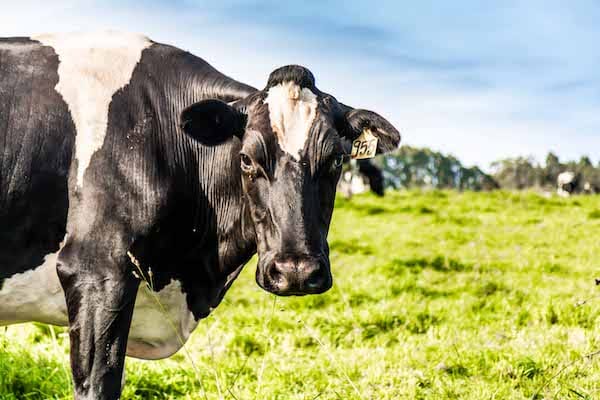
[1,1,598,171]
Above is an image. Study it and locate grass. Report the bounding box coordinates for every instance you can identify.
[1,190,600,399]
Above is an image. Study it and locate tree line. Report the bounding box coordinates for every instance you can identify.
[375,146,498,191]
[375,146,599,192]
[490,153,599,192]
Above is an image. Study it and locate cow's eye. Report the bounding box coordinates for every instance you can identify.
[332,154,345,169]
[240,153,254,173]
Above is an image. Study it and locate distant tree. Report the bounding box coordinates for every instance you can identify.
[377,146,497,191]
[577,156,600,192]
[376,146,597,193]
[542,152,562,188]
[490,157,538,189]
[490,152,599,193]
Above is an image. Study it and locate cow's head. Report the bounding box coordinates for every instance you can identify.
[180,66,400,296]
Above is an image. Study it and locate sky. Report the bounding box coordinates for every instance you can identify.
[1,1,599,170]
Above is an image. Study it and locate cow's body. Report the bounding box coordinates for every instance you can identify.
[557,171,578,197]
[0,32,400,399]
[1,33,257,359]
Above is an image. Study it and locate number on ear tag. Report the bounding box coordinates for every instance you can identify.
[351,129,378,160]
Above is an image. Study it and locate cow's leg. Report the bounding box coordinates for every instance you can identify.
[58,250,139,400]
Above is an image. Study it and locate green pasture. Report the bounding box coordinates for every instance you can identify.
[1,190,599,399]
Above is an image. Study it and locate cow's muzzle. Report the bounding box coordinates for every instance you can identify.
[261,256,332,296]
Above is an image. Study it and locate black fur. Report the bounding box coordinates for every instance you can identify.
[265,65,316,91]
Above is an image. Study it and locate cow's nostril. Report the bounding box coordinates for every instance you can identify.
[265,258,331,295]
[306,268,325,289]
[268,265,283,283]
[268,262,288,289]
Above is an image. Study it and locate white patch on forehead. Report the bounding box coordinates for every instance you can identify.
[32,32,152,187]
[0,239,68,326]
[264,81,317,159]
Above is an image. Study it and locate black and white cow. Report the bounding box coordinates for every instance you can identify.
[0,32,400,398]
[557,172,599,196]
[557,171,579,197]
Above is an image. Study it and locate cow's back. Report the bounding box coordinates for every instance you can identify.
[0,38,75,286]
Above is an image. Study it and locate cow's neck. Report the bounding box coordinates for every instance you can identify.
[132,55,258,319]
[213,185,257,301]
[142,138,257,318]
[184,159,257,319]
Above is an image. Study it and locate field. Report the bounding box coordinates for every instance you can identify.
[1,190,600,399]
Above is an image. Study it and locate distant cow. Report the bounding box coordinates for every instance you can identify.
[0,32,400,399]
[557,171,579,197]
[338,159,385,198]
[556,171,579,197]
[582,181,598,194]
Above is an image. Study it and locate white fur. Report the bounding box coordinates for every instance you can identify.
[126,280,199,360]
[557,171,575,185]
[264,82,317,159]
[0,239,68,326]
[32,32,152,187]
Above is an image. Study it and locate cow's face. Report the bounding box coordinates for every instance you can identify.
[180,66,400,296]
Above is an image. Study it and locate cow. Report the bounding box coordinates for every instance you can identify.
[583,181,598,194]
[557,171,578,197]
[0,32,401,399]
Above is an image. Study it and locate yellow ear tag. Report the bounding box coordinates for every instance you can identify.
[350,129,378,160]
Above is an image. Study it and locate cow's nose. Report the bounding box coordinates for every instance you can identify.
[267,257,332,296]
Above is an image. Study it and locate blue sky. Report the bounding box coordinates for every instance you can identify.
[2,1,599,169]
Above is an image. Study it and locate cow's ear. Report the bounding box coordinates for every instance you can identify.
[336,105,401,154]
[180,99,246,145]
